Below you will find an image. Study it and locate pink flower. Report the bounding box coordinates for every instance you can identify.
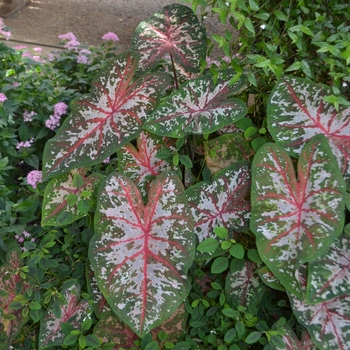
[102,32,120,42]
[58,32,80,50]
[45,102,68,130]
[45,114,61,130]
[14,45,27,50]
[0,18,11,40]
[0,93,7,103]
[58,32,77,41]
[103,156,110,164]
[22,230,31,238]
[26,170,42,189]
[54,102,68,116]
[23,110,36,122]
[16,138,34,150]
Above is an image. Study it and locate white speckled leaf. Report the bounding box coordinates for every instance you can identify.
[0,250,28,347]
[251,135,346,299]
[225,259,265,307]
[271,323,317,350]
[268,76,350,186]
[86,265,112,319]
[42,51,170,179]
[41,169,103,226]
[89,171,194,337]
[307,235,350,305]
[186,161,251,244]
[117,131,175,199]
[131,4,206,73]
[143,71,247,138]
[258,266,285,292]
[289,291,350,350]
[39,281,90,349]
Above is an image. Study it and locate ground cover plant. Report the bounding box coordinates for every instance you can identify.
[0,2,349,350]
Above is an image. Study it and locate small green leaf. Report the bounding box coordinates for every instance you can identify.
[229,244,244,259]
[72,173,84,188]
[214,227,228,239]
[79,334,86,349]
[85,334,101,347]
[245,331,261,344]
[224,328,237,343]
[63,334,77,346]
[243,17,255,35]
[197,238,219,252]
[180,155,193,168]
[211,256,229,273]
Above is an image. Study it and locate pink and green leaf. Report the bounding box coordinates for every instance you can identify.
[186,161,251,245]
[206,133,254,175]
[143,71,247,138]
[267,76,350,186]
[89,171,195,337]
[271,323,317,350]
[86,265,112,319]
[39,280,90,349]
[117,131,175,199]
[258,266,285,292]
[225,259,265,307]
[289,291,350,350]
[0,250,28,348]
[42,51,170,179]
[251,135,346,299]
[306,235,350,304]
[41,168,103,226]
[131,4,207,73]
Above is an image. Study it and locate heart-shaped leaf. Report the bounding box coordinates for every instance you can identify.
[89,171,194,337]
[267,76,350,186]
[306,235,350,304]
[225,259,265,307]
[251,135,346,299]
[41,168,103,226]
[42,51,170,179]
[39,280,90,349]
[258,266,285,292]
[186,161,251,245]
[143,71,247,138]
[271,323,317,350]
[0,250,28,348]
[117,131,175,199]
[289,291,350,350]
[131,4,207,73]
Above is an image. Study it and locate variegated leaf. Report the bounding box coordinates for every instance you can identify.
[93,315,139,350]
[94,304,187,349]
[131,4,206,73]
[143,71,247,138]
[271,323,317,350]
[186,161,251,245]
[39,280,90,349]
[206,133,253,175]
[117,131,175,199]
[42,51,170,179]
[89,171,194,337]
[258,265,285,292]
[289,292,350,350]
[251,135,346,299]
[268,76,350,186]
[306,235,350,304]
[225,259,265,307]
[86,265,112,319]
[0,250,28,348]
[41,168,103,226]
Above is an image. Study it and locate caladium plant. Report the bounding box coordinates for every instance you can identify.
[131,4,207,74]
[267,76,350,187]
[34,2,350,349]
[89,171,194,337]
[251,134,346,299]
[39,280,90,349]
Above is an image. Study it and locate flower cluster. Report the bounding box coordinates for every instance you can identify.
[102,32,120,42]
[14,230,35,251]
[77,48,92,64]
[0,92,7,103]
[26,170,42,189]
[45,102,68,130]
[16,138,34,150]
[23,110,36,122]
[58,32,80,50]
[0,18,11,40]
